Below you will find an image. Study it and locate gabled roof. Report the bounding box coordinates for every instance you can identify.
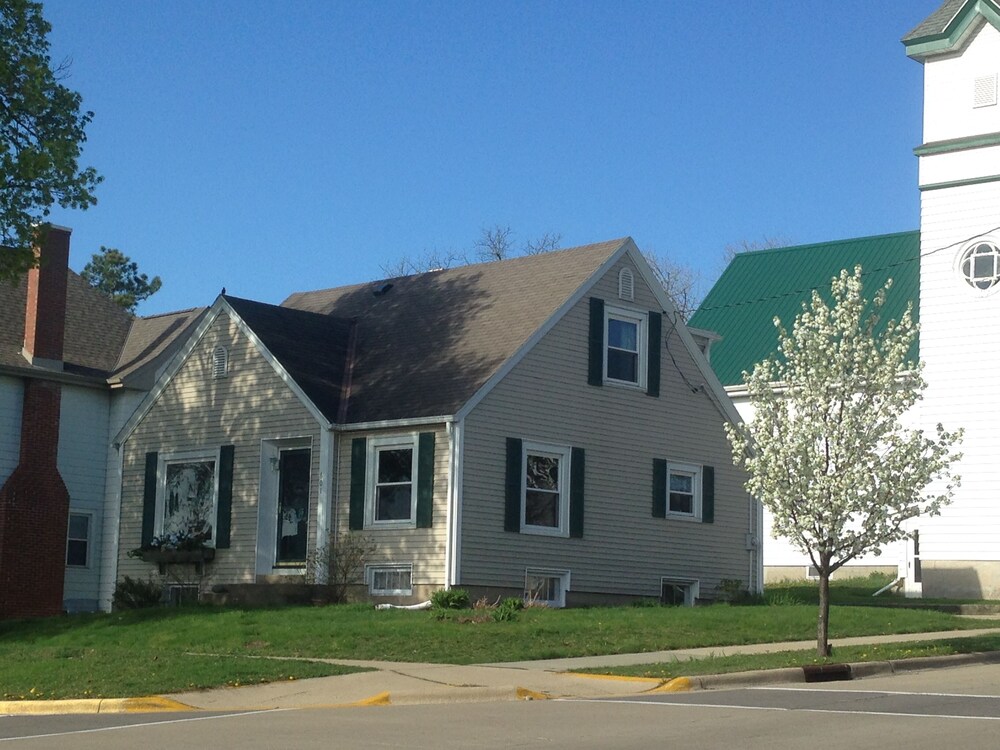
[223,296,354,422]
[688,231,920,388]
[0,269,132,379]
[282,239,629,423]
[903,0,1000,59]
[0,268,204,388]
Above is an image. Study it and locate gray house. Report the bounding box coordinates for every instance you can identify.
[116,238,760,606]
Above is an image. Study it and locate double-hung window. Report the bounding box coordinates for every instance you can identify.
[66,512,91,567]
[521,442,572,536]
[652,460,714,522]
[668,464,700,516]
[604,305,647,388]
[367,436,418,527]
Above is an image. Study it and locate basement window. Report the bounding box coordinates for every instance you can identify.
[367,564,413,596]
[660,578,698,606]
[524,569,570,608]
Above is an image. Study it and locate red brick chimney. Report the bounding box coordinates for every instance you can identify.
[0,227,73,619]
[22,227,71,368]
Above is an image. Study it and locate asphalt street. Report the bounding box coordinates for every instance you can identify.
[4,663,1000,749]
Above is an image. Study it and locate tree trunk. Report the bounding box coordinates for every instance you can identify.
[817,569,831,657]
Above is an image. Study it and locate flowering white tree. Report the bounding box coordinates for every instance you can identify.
[726,266,963,657]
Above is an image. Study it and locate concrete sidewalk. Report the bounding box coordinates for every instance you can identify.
[4,627,1000,715]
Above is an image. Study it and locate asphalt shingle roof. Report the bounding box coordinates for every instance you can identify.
[902,0,968,43]
[688,231,920,387]
[280,239,628,424]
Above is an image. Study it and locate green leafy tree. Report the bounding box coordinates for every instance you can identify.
[1,0,101,282]
[81,246,161,313]
[726,266,962,657]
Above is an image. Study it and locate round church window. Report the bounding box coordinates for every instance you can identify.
[959,241,1000,291]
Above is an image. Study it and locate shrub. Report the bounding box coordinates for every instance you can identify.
[431,588,470,610]
[491,597,524,622]
[307,533,376,603]
[112,576,163,610]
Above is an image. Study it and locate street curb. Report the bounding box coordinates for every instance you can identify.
[678,650,1000,691]
[0,696,194,716]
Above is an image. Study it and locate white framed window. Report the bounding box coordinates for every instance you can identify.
[957,241,1000,292]
[367,564,413,596]
[667,462,702,518]
[211,346,228,378]
[525,569,570,607]
[660,577,698,606]
[157,450,220,546]
[604,305,647,387]
[521,441,572,537]
[66,512,92,568]
[366,435,418,528]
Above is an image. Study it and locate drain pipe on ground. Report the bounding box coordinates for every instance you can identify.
[872,578,904,597]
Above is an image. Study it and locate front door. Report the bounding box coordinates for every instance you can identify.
[275,449,310,565]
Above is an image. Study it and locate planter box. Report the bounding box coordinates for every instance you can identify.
[140,547,215,574]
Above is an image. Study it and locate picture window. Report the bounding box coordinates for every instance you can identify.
[158,452,219,545]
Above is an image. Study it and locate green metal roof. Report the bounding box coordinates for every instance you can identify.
[688,231,920,387]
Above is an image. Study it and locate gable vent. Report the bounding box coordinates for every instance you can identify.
[618,268,635,301]
[974,74,997,108]
[212,346,229,378]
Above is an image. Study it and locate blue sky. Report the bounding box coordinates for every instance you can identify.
[42,1,942,316]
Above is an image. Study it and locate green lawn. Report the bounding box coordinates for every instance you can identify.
[1,584,997,700]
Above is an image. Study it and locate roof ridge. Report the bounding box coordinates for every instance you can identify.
[729,230,919,262]
[137,306,207,321]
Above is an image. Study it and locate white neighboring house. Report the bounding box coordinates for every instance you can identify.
[690,0,1000,599]
[0,228,204,618]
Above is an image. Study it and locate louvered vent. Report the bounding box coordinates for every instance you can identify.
[212,346,229,378]
[618,268,635,301]
[974,73,997,108]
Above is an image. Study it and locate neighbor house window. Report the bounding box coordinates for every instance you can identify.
[604,305,647,387]
[366,435,418,527]
[521,442,572,537]
[660,578,698,606]
[525,569,570,607]
[959,241,1000,291]
[66,512,91,567]
[158,452,219,544]
[367,564,413,596]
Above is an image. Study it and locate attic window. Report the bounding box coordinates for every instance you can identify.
[212,346,229,378]
[974,74,997,108]
[618,268,635,301]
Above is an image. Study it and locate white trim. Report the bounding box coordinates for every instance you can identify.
[365,434,419,529]
[156,448,221,545]
[66,510,94,569]
[520,441,572,537]
[524,568,571,608]
[445,419,464,588]
[603,303,648,389]
[454,239,632,421]
[366,563,413,596]
[335,415,453,432]
[665,461,703,520]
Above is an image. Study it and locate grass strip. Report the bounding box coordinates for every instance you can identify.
[0,649,367,701]
[571,634,1000,680]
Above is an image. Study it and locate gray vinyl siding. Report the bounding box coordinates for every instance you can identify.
[461,255,752,599]
[59,386,112,609]
[333,425,450,590]
[118,312,323,585]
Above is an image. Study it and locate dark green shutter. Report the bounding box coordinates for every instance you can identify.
[652,458,667,518]
[416,432,435,528]
[215,445,234,548]
[504,438,522,532]
[569,447,585,538]
[349,437,367,530]
[702,465,715,523]
[647,311,661,397]
[588,298,605,386]
[141,452,158,547]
